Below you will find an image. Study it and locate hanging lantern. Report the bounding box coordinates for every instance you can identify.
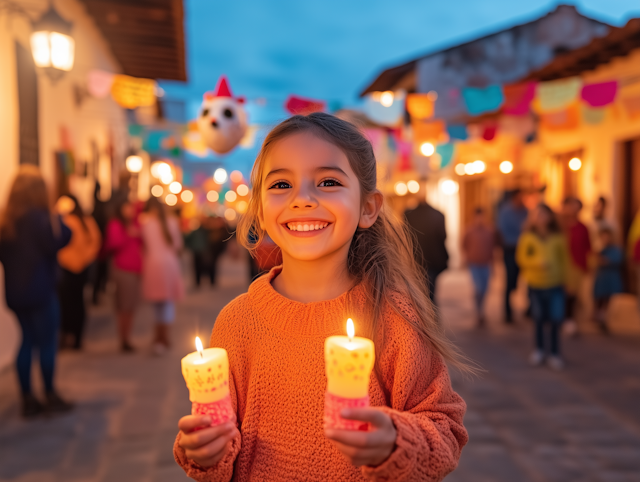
[30,5,75,82]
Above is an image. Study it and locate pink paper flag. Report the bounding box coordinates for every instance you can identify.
[581,81,617,107]
[87,70,115,98]
[503,82,536,115]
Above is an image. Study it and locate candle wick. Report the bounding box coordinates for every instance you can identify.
[199,351,203,358]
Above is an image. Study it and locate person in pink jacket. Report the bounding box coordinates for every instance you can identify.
[140,196,184,355]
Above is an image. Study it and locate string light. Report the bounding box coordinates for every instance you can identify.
[214,168,228,184]
[455,163,466,176]
[380,91,394,107]
[440,179,459,195]
[568,157,582,171]
[499,161,514,174]
[394,182,408,196]
[169,181,182,194]
[420,142,435,156]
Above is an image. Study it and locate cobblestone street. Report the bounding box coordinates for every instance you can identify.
[1,256,639,482]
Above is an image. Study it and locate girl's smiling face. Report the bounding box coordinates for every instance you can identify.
[259,132,374,262]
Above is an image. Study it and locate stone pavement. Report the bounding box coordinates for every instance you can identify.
[0,256,639,482]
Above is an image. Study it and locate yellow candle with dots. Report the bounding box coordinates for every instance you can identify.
[324,319,375,430]
[181,337,235,426]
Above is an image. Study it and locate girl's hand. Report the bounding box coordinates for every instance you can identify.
[325,408,397,467]
[178,415,239,468]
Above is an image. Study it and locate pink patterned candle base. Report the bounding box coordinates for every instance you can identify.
[192,395,235,428]
[324,392,370,431]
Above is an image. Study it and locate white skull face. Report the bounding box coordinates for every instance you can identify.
[197,97,248,154]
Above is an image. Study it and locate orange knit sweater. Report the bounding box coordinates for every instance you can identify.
[174,268,468,481]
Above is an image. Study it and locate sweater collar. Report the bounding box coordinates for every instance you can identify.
[247,267,364,337]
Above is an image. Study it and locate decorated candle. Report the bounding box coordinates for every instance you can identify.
[181,337,235,427]
[324,318,375,431]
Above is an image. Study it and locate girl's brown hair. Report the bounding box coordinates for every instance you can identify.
[238,113,472,374]
[0,164,50,239]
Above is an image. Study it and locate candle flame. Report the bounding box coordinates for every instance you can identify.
[346,318,355,341]
[195,336,203,357]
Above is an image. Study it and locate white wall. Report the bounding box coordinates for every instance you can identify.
[0,0,129,370]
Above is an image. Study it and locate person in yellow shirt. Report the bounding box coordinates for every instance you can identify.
[516,203,568,370]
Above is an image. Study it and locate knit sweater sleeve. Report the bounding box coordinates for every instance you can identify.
[361,298,468,482]
[173,303,243,482]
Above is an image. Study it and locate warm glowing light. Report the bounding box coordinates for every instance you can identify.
[169,181,182,194]
[125,155,143,173]
[499,160,514,174]
[394,182,408,196]
[440,179,459,195]
[568,157,582,171]
[427,90,438,101]
[236,184,249,196]
[151,185,163,197]
[236,200,248,213]
[195,336,203,356]
[346,318,355,341]
[207,190,219,202]
[224,208,237,221]
[225,191,237,202]
[160,172,174,184]
[30,31,75,71]
[230,170,243,183]
[455,163,466,176]
[151,161,171,178]
[464,163,476,175]
[181,190,193,203]
[407,180,420,193]
[420,142,435,156]
[165,194,177,206]
[214,168,228,184]
[380,91,394,107]
[473,160,486,173]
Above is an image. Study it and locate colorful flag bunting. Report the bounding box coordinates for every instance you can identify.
[435,143,455,168]
[535,77,581,112]
[581,81,617,107]
[111,75,157,109]
[364,92,405,127]
[447,125,468,140]
[482,123,498,141]
[412,120,446,143]
[285,95,325,115]
[581,105,606,125]
[406,93,434,120]
[539,102,580,130]
[503,82,536,115]
[461,85,504,116]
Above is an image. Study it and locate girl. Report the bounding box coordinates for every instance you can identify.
[57,194,101,350]
[592,227,624,334]
[174,113,469,481]
[0,165,73,417]
[516,204,568,370]
[140,196,184,355]
[104,195,143,352]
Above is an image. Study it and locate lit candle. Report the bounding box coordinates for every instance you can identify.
[181,337,235,427]
[324,318,375,431]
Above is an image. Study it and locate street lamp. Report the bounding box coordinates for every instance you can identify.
[30,4,75,82]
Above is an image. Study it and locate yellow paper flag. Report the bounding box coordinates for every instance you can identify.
[111,75,157,109]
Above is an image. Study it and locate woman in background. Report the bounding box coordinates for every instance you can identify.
[104,195,143,352]
[0,165,72,417]
[57,194,101,350]
[141,196,184,355]
[516,204,568,370]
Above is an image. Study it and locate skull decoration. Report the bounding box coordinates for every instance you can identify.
[197,76,248,155]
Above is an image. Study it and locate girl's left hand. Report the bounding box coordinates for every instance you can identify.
[325,407,397,467]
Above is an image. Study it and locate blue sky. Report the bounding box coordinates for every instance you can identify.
[160,0,640,174]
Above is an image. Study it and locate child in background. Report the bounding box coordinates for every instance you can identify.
[173,113,469,481]
[516,204,568,370]
[593,227,624,334]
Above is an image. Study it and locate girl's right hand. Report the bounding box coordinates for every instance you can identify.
[178,415,239,468]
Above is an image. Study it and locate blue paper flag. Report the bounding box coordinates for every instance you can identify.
[462,85,504,116]
[436,143,456,168]
[447,125,468,140]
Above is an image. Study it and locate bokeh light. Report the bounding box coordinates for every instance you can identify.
[225,191,237,202]
[180,190,193,202]
[569,157,582,171]
[455,163,466,176]
[473,160,486,173]
[125,155,143,173]
[224,208,237,221]
[169,181,182,194]
[394,182,408,196]
[499,161,514,174]
[380,91,394,107]
[236,200,248,213]
[214,168,228,184]
[165,194,177,206]
[230,170,243,183]
[407,180,420,193]
[151,185,163,197]
[440,179,459,195]
[420,142,435,156]
[236,184,249,196]
[207,190,219,202]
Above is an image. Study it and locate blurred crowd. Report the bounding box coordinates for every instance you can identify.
[0,166,235,419]
[405,188,640,372]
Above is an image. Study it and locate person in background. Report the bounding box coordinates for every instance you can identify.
[0,165,73,417]
[141,197,184,355]
[104,195,143,352]
[185,216,212,288]
[208,216,229,286]
[562,196,591,332]
[57,194,101,350]
[462,207,497,327]
[497,189,528,323]
[593,227,624,334]
[91,181,110,305]
[404,192,449,303]
[516,204,568,370]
